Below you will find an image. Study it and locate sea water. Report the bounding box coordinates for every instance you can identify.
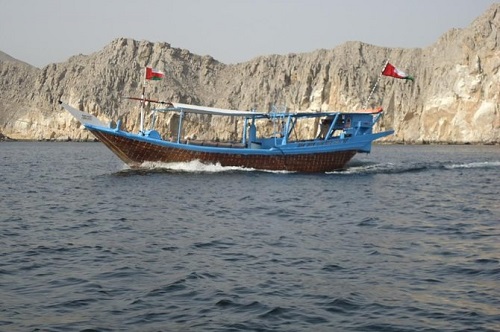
[1,142,499,331]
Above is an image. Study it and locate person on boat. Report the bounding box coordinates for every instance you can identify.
[279,120,286,138]
[345,116,351,128]
[317,118,331,139]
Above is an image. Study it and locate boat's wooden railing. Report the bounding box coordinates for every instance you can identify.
[183,139,246,148]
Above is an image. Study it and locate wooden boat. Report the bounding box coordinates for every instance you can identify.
[59,100,393,172]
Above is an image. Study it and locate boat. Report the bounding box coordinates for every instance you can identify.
[59,97,393,172]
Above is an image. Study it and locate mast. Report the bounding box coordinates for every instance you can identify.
[363,59,389,109]
[140,68,147,134]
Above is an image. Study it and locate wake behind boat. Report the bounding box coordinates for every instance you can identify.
[59,66,396,173]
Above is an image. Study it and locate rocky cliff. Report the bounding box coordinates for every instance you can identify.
[0,4,499,143]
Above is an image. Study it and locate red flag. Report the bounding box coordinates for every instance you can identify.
[382,63,414,81]
[145,67,165,80]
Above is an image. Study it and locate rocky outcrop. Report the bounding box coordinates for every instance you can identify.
[0,4,498,143]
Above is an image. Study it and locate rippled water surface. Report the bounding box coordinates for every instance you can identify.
[1,142,499,331]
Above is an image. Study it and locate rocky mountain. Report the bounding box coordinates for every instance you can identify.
[0,4,499,143]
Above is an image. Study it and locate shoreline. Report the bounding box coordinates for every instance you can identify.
[1,138,498,146]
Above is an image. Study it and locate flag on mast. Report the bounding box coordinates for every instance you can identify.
[382,62,414,81]
[145,67,165,80]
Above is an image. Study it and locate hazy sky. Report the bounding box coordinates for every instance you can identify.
[0,0,497,68]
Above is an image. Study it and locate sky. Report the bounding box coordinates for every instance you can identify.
[0,0,497,68]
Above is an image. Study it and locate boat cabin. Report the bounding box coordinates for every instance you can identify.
[137,102,382,150]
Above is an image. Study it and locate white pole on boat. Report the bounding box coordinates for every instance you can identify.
[363,59,389,109]
[140,67,147,134]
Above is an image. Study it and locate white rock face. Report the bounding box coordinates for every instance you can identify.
[0,4,499,143]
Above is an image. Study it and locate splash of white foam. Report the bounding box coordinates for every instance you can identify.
[445,161,500,169]
[139,160,293,173]
[327,163,396,175]
[140,160,256,173]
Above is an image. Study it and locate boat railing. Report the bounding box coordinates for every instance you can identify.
[183,139,246,149]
